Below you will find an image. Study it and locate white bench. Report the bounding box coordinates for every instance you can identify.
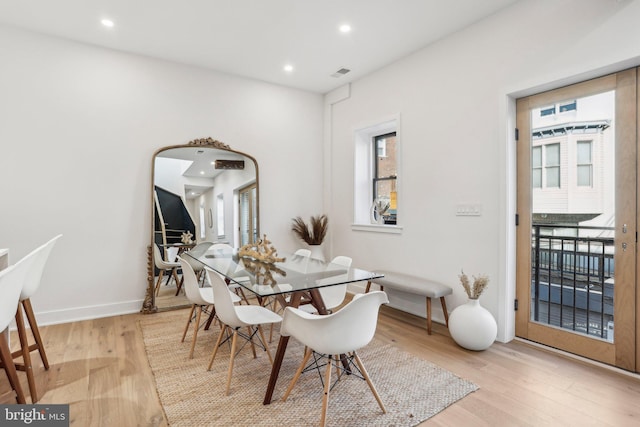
[365,271,452,335]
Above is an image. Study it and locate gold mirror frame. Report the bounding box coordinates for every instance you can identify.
[141,137,259,314]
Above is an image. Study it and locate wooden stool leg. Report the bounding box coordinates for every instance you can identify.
[0,332,26,404]
[426,297,432,335]
[23,298,49,369]
[15,305,38,402]
[440,296,450,326]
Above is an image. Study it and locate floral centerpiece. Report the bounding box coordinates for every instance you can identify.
[458,271,489,300]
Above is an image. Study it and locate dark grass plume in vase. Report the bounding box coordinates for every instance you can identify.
[291,214,328,245]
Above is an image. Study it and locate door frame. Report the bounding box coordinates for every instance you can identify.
[515,69,638,371]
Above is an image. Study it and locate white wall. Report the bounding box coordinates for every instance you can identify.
[326,0,640,342]
[0,24,323,324]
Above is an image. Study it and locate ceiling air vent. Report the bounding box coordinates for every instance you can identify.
[331,68,351,78]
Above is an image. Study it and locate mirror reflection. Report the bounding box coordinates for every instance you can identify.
[145,138,259,312]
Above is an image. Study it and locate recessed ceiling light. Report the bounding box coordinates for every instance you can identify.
[283,64,294,73]
[200,171,205,175]
[101,19,114,28]
[339,24,352,33]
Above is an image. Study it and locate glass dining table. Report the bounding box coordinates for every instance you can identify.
[183,249,384,404]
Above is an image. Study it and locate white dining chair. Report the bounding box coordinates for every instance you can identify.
[299,255,352,314]
[183,241,214,285]
[281,291,389,427]
[153,244,181,296]
[206,266,282,395]
[0,264,28,404]
[178,256,240,358]
[11,234,61,402]
[293,248,311,257]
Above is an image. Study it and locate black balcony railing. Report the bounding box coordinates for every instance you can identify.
[531,223,614,341]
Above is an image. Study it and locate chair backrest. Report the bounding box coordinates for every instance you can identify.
[15,234,62,300]
[206,266,244,328]
[153,244,176,269]
[178,256,209,306]
[281,291,389,355]
[184,242,214,272]
[166,246,179,262]
[328,256,352,269]
[319,256,353,310]
[208,243,234,257]
[294,248,311,257]
[0,262,32,330]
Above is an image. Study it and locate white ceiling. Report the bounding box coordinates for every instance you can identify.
[0,0,519,94]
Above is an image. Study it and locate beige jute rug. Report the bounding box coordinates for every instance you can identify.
[140,309,478,427]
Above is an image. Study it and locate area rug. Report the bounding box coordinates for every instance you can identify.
[140,309,478,427]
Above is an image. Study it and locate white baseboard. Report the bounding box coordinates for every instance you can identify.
[32,300,145,327]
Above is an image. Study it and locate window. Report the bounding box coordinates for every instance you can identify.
[541,106,556,116]
[353,115,401,232]
[559,100,577,112]
[216,194,225,238]
[532,143,561,189]
[532,146,542,188]
[545,143,560,188]
[577,140,592,186]
[373,133,397,224]
[199,204,206,239]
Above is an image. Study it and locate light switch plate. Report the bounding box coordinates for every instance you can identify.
[456,204,482,216]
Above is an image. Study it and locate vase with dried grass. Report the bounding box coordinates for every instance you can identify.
[448,271,497,351]
[291,215,328,261]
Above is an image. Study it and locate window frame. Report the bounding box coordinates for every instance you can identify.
[352,115,402,234]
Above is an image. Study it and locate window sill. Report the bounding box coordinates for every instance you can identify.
[351,224,403,234]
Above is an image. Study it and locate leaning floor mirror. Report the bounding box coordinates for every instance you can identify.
[142,137,259,313]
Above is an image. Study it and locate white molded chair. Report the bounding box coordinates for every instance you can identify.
[205,243,251,304]
[206,266,282,395]
[281,291,389,427]
[153,244,181,296]
[0,264,28,404]
[293,248,311,257]
[300,255,352,314]
[183,241,214,285]
[178,257,240,358]
[11,234,61,403]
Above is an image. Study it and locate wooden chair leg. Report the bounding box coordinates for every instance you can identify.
[257,325,273,364]
[15,305,37,402]
[181,305,196,343]
[426,297,432,335]
[188,307,202,359]
[247,327,257,359]
[365,280,372,293]
[225,331,238,395]
[440,296,450,326]
[282,348,313,401]
[173,269,183,296]
[0,332,26,404]
[154,270,165,296]
[353,351,386,413]
[22,299,49,369]
[208,325,227,370]
[320,355,334,427]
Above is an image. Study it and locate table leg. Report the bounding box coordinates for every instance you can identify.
[263,291,302,405]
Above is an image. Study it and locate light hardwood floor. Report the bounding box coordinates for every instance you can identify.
[2,303,640,426]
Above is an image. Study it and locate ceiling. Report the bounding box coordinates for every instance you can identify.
[0,0,519,94]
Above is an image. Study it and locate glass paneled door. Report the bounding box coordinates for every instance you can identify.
[516,69,638,371]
